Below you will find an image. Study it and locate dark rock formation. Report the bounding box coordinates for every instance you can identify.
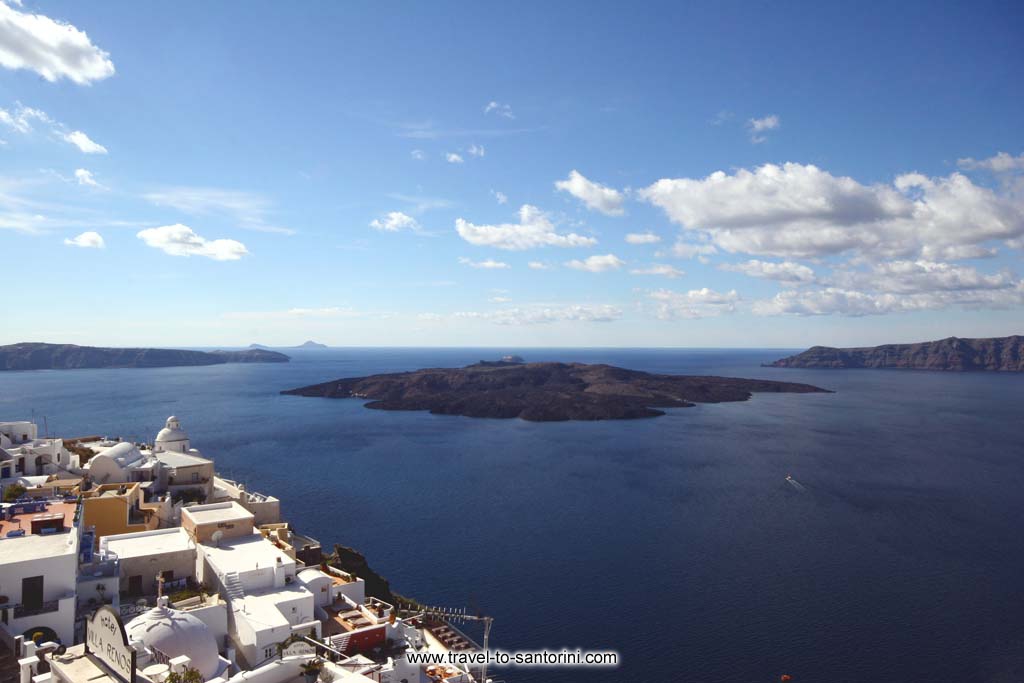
[0,342,289,371]
[282,361,829,421]
[327,544,394,603]
[767,335,1024,372]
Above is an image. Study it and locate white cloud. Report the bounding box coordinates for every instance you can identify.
[468,144,485,157]
[74,168,102,188]
[0,103,109,159]
[753,260,1024,317]
[747,114,780,143]
[555,170,625,215]
[456,204,597,250]
[136,223,248,261]
[830,260,1015,294]
[640,162,1024,259]
[457,304,621,325]
[0,102,51,133]
[63,230,103,248]
[458,256,510,269]
[528,261,550,270]
[370,211,419,232]
[491,190,508,205]
[648,288,739,319]
[0,2,114,84]
[710,110,734,126]
[751,285,1024,317]
[445,152,464,164]
[63,130,106,154]
[630,264,684,278]
[625,232,660,244]
[410,149,425,160]
[720,259,815,284]
[144,186,292,234]
[483,101,515,119]
[957,152,1024,174]
[565,253,624,272]
[489,296,511,303]
[920,244,998,260]
[668,241,718,260]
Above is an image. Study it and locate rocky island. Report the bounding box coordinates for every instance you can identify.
[281,361,829,421]
[249,340,329,350]
[767,335,1024,372]
[0,342,290,371]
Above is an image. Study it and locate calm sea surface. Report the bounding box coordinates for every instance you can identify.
[3,348,1023,683]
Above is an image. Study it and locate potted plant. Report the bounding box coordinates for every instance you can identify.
[300,659,323,682]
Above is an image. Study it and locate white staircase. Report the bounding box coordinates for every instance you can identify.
[223,572,245,600]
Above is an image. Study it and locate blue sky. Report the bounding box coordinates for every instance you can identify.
[2,0,1023,347]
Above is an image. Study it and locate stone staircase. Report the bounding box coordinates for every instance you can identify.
[223,572,245,601]
[0,640,20,683]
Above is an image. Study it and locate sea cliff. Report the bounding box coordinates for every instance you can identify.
[0,342,289,371]
[767,335,1023,371]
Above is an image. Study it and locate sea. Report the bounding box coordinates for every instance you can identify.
[3,348,1023,683]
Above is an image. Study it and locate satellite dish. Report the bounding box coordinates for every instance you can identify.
[212,530,224,547]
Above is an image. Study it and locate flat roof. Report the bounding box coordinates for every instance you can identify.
[155,450,212,468]
[201,532,293,574]
[234,585,313,630]
[49,645,119,683]
[102,527,194,560]
[182,501,253,526]
[0,529,78,562]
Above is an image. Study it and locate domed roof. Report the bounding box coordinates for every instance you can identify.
[100,442,143,466]
[126,604,221,680]
[155,416,188,444]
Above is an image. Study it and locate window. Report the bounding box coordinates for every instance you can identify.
[192,472,199,482]
[22,576,44,610]
[264,647,275,660]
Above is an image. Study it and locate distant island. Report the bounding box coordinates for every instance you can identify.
[0,342,290,371]
[282,361,829,421]
[249,340,328,349]
[767,335,1023,372]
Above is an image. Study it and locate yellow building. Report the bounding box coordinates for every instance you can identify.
[80,483,167,546]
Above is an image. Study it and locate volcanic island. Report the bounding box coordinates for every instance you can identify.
[282,360,831,421]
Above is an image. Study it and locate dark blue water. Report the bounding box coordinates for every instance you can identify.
[3,349,1024,683]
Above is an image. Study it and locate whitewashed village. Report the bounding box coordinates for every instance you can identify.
[0,418,490,683]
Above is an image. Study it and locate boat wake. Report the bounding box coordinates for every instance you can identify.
[785,475,807,492]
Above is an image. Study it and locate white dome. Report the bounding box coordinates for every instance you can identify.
[102,442,143,466]
[126,604,221,680]
[155,416,189,445]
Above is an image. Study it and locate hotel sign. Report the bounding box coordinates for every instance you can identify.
[282,640,315,657]
[86,605,136,683]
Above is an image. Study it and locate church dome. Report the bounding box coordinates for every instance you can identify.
[126,603,221,680]
[155,416,189,447]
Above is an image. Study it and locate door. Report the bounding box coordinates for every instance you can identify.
[128,575,143,596]
[22,576,43,610]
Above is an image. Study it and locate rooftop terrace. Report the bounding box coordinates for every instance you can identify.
[0,499,77,539]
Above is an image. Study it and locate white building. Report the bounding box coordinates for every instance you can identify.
[126,598,232,680]
[100,528,198,601]
[0,499,81,645]
[1,421,77,486]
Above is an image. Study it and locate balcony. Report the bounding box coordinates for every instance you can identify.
[13,600,59,618]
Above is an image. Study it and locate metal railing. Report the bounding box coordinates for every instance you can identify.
[13,600,59,618]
